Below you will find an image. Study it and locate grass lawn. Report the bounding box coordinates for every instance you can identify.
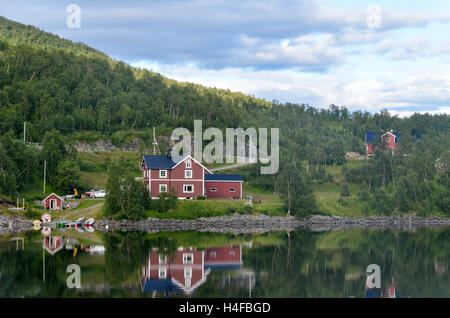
[79,171,109,189]
[146,197,285,219]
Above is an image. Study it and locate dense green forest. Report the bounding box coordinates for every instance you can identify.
[0,16,449,218]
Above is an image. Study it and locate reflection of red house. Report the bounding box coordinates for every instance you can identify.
[43,236,64,255]
[140,248,210,295]
[204,246,242,270]
[43,193,64,210]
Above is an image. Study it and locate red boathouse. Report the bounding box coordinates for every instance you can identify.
[43,193,64,210]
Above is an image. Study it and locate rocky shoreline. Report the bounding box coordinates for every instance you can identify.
[1,214,450,234]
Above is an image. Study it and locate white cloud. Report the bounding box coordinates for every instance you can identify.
[2,0,450,114]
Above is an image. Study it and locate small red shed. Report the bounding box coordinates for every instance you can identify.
[43,193,64,210]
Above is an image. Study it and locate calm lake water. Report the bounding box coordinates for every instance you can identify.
[0,227,449,298]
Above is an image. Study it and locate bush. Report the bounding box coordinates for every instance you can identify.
[357,188,370,202]
[196,195,206,200]
[25,207,42,219]
[340,183,351,197]
[239,203,254,214]
[153,189,178,213]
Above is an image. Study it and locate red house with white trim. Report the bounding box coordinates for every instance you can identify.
[43,193,64,210]
[141,152,243,199]
[365,130,401,156]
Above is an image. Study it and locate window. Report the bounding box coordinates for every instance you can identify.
[159,170,167,178]
[184,267,192,278]
[159,254,167,264]
[159,184,167,193]
[230,188,235,192]
[385,137,391,143]
[183,253,194,264]
[210,251,216,258]
[159,267,167,279]
[229,251,235,257]
[210,188,217,192]
[183,185,194,193]
[186,161,191,168]
[185,170,192,178]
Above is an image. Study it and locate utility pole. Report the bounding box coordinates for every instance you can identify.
[152,127,160,155]
[43,160,46,194]
[23,121,26,143]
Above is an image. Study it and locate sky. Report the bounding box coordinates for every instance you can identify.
[1,0,450,116]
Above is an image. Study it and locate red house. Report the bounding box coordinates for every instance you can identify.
[204,174,243,199]
[43,193,64,210]
[141,152,243,199]
[365,130,401,156]
[140,248,210,295]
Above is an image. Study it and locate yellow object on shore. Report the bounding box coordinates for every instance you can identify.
[32,220,41,230]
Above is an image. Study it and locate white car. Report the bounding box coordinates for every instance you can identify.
[91,190,107,198]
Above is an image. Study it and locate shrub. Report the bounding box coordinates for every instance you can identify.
[239,203,254,214]
[196,195,206,200]
[25,207,42,219]
[340,183,351,197]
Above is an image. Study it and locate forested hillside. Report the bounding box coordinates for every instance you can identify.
[0,16,449,217]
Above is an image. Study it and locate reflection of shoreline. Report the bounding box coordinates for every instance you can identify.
[2,215,450,234]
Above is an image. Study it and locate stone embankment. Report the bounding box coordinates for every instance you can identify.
[95,214,450,234]
[1,214,450,235]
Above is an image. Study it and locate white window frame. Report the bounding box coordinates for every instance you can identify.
[159,184,168,193]
[184,267,192,279]
[210,251,216,258]
[183,253,194,264]
[159,267,167,279]
[230,188,235,192]
[159,254,167,264]
[159,170,167,178]
[183,184,194,193]
[210,188,217,192]
[185,170,192,178]
[185,161,192,169]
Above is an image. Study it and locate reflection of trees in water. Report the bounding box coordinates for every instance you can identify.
[0,228,449,297]
[238,228,450,298]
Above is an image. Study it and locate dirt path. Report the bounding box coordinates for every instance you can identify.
[210,162,254,172]
[54,202,104,221]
